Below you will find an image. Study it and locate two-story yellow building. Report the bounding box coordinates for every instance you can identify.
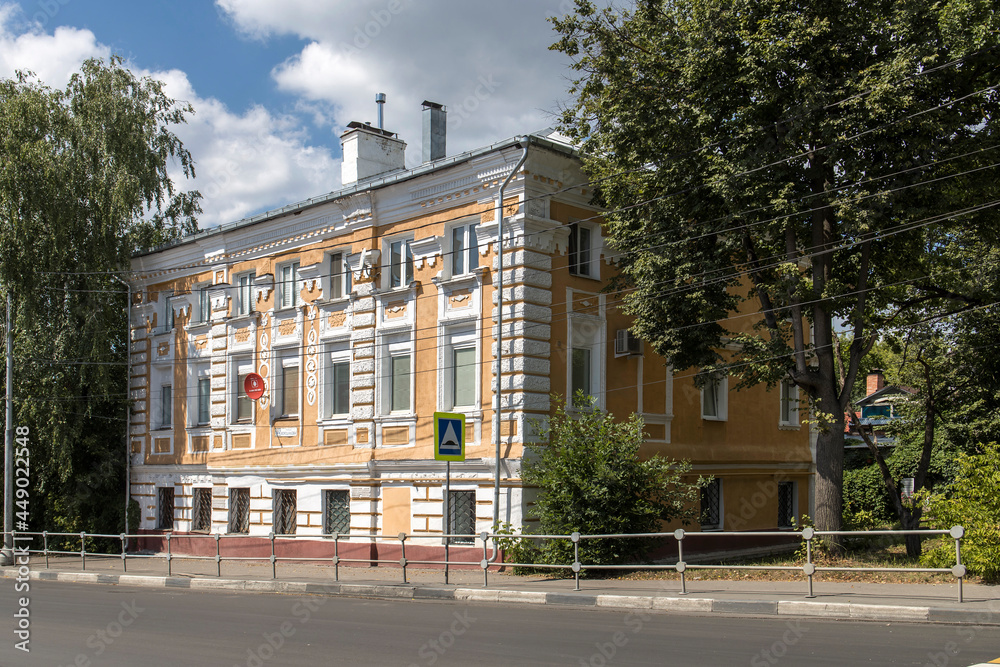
[127,105,813,557]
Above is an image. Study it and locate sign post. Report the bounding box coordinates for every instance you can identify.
[434,412,465,584]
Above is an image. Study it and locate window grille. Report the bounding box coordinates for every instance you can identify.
[323,490,350,535]
[700,479,721,530]
[192,488,212,532]
[157,487,174,530]
[778,482,795,528]
[448,490,476,544]
[273,490,297,535]
[229,488,250,534]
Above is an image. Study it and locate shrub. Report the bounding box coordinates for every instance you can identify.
[520,393,704,567]
[920,443,1000,582]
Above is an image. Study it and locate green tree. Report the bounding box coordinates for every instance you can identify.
[0,57,199,539]
[551,0,1000,532]
[521,394,704,566]
[921,443,1000,582]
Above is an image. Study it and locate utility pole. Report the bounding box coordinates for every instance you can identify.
[2,294,13,565]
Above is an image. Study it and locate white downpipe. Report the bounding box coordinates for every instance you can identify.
[490,138,529,563]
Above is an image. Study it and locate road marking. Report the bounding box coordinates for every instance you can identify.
[966,660,1000,666]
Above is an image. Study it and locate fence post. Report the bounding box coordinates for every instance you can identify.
[215,533,221,578]
[951,525,966,603]
[120,533,127,573]
[571,532,581,591]
[80,531,86,571]
[269,532,276,580]
[43,531,49,569]
[802,527,815,598]
[675,529,686,595]
[480,531,490,589]
[333,532,340,582]
[166,533,172,577]
[399,533,408,584]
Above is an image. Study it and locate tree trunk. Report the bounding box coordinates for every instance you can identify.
[902,509,924,558]
[813,419,845,535]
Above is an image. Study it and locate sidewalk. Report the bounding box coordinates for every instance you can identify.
[4,554,998,626]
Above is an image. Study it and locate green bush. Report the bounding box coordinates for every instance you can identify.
[921,443,1000,582]
[520,393,704,568]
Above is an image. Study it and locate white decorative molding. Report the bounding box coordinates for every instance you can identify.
[209,284,231,313]
[306,326,319,407]
[410,235,442,269]
[297,263,323,296]
[257,313,271,409]
[350,249,379,282]
[254,273,274,304]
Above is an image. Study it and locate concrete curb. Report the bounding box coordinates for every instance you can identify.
[5,569,997,626]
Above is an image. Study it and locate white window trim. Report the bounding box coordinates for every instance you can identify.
[779,379,800,428]
[192,284,212,326]
[275,349,301,419]
[567,314,606,410]
[440,325,479,412]
[567,220,599,279]
[378,333,414,416]
[235,271,256,317]
[323,343,352,420]
[383,236,415,290]
[188,364,212,428]
[326,250,353,301]
[446,220,480,279]
[163,291,176,332]
[157,383,173,431]
[230,355,255,425]
[701,375,728,421]
[277,261,301,311]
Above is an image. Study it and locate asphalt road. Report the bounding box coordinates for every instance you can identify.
[1,581,999,666]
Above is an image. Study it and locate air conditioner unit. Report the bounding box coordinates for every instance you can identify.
[615,329,642,357]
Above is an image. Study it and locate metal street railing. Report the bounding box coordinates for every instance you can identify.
[1,525,969,602]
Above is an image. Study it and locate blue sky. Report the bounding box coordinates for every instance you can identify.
[0,0,583,227]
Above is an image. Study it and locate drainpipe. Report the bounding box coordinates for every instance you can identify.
[491,137,528,562]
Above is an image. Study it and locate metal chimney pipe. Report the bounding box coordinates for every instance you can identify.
[376,93,386,130]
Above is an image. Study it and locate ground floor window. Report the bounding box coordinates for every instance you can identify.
[157,487,174,530]
[192,488,212,532]
[323,490,350,535]
[229,488,250,534]
[700,478,722,530]
[777,481,796,528]
[447,490,476,544]
[273,489,297,535]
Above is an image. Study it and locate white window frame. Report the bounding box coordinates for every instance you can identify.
[327,251,352,300]
[568,315,605,409]
[159,384,172,430]
[385,237,414,289]
[163,291,176,332]
[779,379,799,427]
[701,375,728,421]
[700,478,723,531]
[231,356,255,424]
[277,261,301,310]
[379,334,413,415]
[324,343,352,419]
[188,364,211,427]
[568,221,596,278]
[194,284,211,325]
[235,271,256,316]
[276,349,300,419]
[442,327,478,411]
[448,221,479,278]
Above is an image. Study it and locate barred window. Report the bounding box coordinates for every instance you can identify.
[192,488,212,532]
[229,488,250,534]
[157,487,174,530]
[448,490,476,544]
[778,481,796,529]
[323,490,350,535]
[273,490,297,535]
[700,478,722,530]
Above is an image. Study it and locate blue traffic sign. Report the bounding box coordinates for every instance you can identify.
[434,411,466,461]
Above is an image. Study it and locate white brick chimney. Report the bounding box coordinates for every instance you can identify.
[340,122,406,186]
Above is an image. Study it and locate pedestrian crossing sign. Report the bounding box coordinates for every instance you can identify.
[433,411,466,461]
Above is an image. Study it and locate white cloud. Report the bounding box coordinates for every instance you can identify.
[219,0,579,165]
[0,3,340,229]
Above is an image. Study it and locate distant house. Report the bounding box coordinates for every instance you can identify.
[845,370,914,448]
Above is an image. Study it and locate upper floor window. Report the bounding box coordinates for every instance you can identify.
[779,379,799,426]
[195,286,211,324]
[569,316,603,408]
[160,385,172,429]
[568,222,594,277]
[329,251,352,300]
[444,328,477,410]
[278,351,300,418]
[197,377,211,425]
[233,357,254,423]
[277,261,300,310]
[163,292,176,331]
[450,223,479,277]
[388,239,413,288]
[326,348,351,418]
[236,272,255,316]
[390,353,411,413]
[701,375,728,421]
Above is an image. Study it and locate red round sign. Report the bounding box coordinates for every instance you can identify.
[244,372,265,401]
